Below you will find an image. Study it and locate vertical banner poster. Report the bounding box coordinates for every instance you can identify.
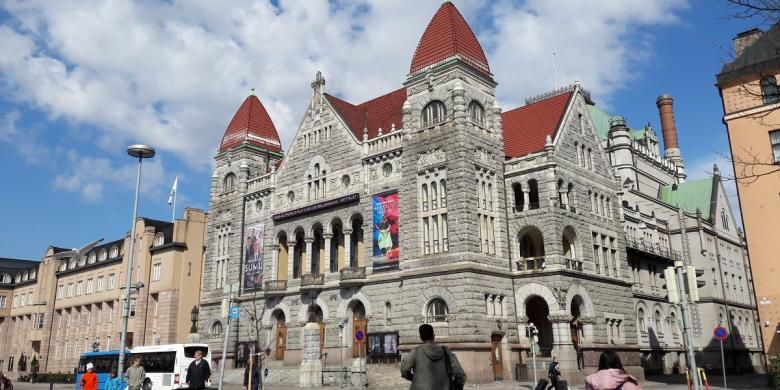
[372,192,399,272]
[243,224,265,289]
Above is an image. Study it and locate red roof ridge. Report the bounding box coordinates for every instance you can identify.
[220,93,282,153]
[410,2,490,76]
[324,88,407,141]
[502,91,574,158]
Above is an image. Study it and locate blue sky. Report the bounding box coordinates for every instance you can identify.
[0,0,759,259]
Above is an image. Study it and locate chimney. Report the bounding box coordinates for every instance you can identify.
[656,94,679,153]
[734,28,763,57]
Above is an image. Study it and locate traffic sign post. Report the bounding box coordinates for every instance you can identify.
[355,329,365,388]
[714,326,729,390]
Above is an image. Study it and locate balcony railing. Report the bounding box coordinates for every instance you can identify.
[339,267,366,281]
[624,235,681,260]
[264,280,288,292]
[512,203,541,213]
[300,273,325,287]
[516,256,545,271]
[564,257,583,271]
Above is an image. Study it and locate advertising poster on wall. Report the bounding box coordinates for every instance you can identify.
[372,192,399,272]
[243,224,265,289]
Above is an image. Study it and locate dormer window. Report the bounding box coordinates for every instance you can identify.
[223,173,236,192]
[30,270,36,279]
[79,254,87,266]
[109,246,119,259]
[153,232,165,247]
[468,101,485,127]
[87,252,96,264]
[761,76,780,104]
[22,272,28,281]
[98,249,107,261]
[421,101,446,127]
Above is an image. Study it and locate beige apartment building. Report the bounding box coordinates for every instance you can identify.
[717,24,780,356]
[0,209,206,377]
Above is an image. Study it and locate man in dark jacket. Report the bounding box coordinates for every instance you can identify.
[243,356,262,390]
[186,350,211,390]
[400,324,466,390]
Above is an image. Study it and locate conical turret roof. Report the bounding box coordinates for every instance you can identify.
[219,93,282,153]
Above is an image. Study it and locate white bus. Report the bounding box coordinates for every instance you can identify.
[131,343,212,390]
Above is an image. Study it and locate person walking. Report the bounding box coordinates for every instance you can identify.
[106,370,124,390]
[80,363,98,390]
[585,351,641,390]
[0,372,13,390]
[548,357,561,390]
[243,356,262,390]
[186,350,211,390]
[125,358,146,390]
[400,324,466,390]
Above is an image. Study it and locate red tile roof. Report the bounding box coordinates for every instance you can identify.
[410,2,490,76]
[219,94,282,153]
[325,88,407,140]
[502,92,573,158]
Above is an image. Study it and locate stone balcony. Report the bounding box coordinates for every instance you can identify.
[516,256,546,271]
[624,234,680,261]
[564,257,583,271]
[339,267,366,287]
[300,273,325,292]
[264,280,288,296]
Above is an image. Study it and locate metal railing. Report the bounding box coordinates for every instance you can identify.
[624,235,681,260]
[339,267,366,281]
[264,280,287,291]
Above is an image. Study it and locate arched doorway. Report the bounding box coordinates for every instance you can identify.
[273,310,287,360]
[351,301,367,358]
[526,296,553,357]
[307,305,325,353]
[570,296,584,369]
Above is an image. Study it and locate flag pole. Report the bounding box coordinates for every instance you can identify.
[172,182,177,222]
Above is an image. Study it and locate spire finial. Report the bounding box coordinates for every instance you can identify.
[249,88,256,96]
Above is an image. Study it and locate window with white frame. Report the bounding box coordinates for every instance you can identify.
[108,274,116,289]
[761,76,780,104]
[476,169,497,255]
[32,313,44,329]
[153,232,165,247]
[215,226,231,289]
[770,130,780,163]
[67,283,73,297]
[86,279,94,294]
[210,321,223,337]
[307,162,327,201]
[98,249,107,261]
[57,285,64,299]
[419,172,448,255]
[152,263,161,281]
[76,281,83,296]
[468,101,485,127]
[96,276,104,292]
[0,296,6,308]
[637,308,647,332]
[223,172,236,192]
[592,232,618,276]
[27,293,32,305]
[426,298,449,322]
[421,100,446,127]
[109,246,119,259]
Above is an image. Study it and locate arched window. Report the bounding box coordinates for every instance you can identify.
[421,183,429,211]
[439,180,447,208]
[69,259,77,269]
[78,255,86,267]
[287,191,295,204]
[638,308,646,332]
[528,179,540,210]
[108,246,118,259]
[210,321,223,337]
[431,182,438,210]
[153,232,165,247]
[313,164,320,178]
[30,269,36,279]
[382,163,393,177]
[721,209,729,230]
[654,310,662,332]
[427,298,449,322]
[223,173,236,192]
[468,101,485,126]
[421,101,446,127]
[670,312,678,336]
[98,249,107,261]
[761,76,780,104]
[22,272,28,281]
[0,274,10,283]
[87,252,96,264]
[15,274,21,283]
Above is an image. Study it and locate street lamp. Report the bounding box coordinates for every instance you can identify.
[190,306,200,334]
[118,144,155,381]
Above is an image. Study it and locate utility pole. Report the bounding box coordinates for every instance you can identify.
[218,283,239,390]
[675,261,701,390]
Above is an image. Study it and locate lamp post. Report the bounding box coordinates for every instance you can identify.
[191,306,200,334]
[118,144,155,382]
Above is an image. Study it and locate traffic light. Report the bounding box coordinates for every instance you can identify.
[685,266,705,302]
[663,267,680,304]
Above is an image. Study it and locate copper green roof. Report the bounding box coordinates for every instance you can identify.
[658,178,714,219]
[587,105,646,141]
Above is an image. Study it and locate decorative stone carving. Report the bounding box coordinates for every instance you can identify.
[579,316,597,325]
[417,149,446,169]
[516,315,529,324]
[547,313,573,323]
[218,210,233,222]
[475,149,494,168]
[552,286,568,308]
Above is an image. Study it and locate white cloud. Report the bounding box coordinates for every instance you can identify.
[0,0,689,175]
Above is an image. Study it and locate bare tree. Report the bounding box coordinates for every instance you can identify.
[718,150,780,184]
[726,0,780,23]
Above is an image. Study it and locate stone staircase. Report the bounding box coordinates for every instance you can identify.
[220,362,407,387]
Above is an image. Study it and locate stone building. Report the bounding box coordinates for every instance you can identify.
[197,1,761,384]
[716,24,780,357]
[0,209,206,377]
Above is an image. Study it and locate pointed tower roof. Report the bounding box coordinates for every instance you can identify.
[219,92,282,153]
[410,1,490,76]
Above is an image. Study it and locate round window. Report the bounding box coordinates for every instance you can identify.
[342,175,351,188]
[255,200,263,211]
[382,163,393,177]
[287,191,295,203]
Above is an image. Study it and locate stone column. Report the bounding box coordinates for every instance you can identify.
[269,244,279,283]
[548,313,577,370]
[343,229,353,269]
[285,240,295,279]
[523,190,530,211]
[323,234,333,274]
[304,238,314,275]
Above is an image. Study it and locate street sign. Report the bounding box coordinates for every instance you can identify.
[229,305,241,320]
[713,326,729,340]
[355,329,364,341]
